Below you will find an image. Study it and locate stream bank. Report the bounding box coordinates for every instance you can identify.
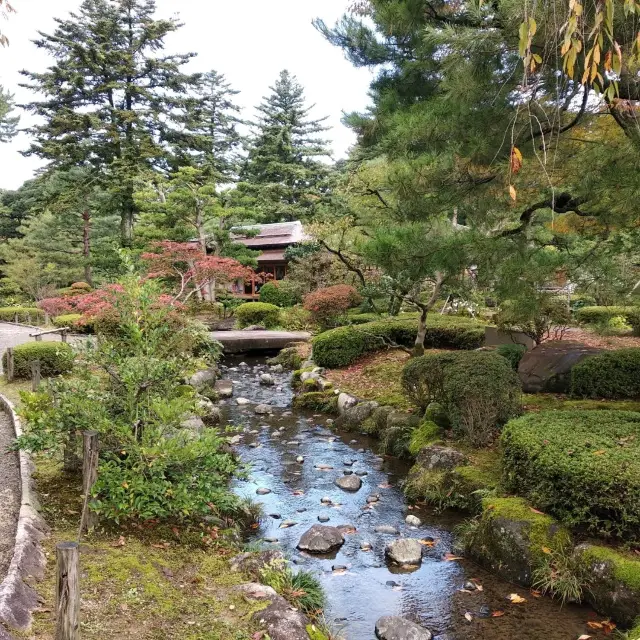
[221,354,610,640]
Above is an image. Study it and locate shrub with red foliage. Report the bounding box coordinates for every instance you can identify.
[303,285,362,327]
[39,297,76,317]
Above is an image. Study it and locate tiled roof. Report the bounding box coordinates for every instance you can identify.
[231,221,306,247]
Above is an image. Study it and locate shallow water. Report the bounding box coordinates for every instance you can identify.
[222,355,608,640]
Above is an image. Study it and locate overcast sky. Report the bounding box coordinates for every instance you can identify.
[0,0,373,190]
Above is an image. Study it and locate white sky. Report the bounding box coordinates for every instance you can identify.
[0,0,373,190]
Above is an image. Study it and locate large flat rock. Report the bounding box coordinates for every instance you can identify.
[210,330,310,353]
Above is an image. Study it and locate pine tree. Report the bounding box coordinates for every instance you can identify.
[169,70,243,182]
[236,70,332,223]
[20,0,198,247]
[0,86,18,142]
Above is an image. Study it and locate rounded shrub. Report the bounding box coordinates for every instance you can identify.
[0,307,46,324]
[235,302,281,329]
[402,351,521,446]
[258,281,302,308]
[501,410,640,538]
[311,326,368,369]
[571,348,640,399]
[52,313,94,334]
[2,342,75,379]
[496,343,527,370]
[574,306,633,326]
[303,285,362,327]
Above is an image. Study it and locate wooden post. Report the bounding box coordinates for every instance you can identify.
[55,541,80,640]
[79,431,99,535]
[31,360,41,392]
[35,334,43,342]
[45,312,51,326]
[61,329,69,344]
[5,348,14,383]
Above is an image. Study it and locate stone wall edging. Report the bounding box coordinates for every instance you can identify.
[0,393,49,635]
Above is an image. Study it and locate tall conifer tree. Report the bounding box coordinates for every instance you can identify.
[20,0,198,247]
[236,70,332,223]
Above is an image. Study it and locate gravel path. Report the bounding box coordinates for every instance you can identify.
[0,410,20,582]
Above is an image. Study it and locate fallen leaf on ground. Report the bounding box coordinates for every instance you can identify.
[593,450,606,456]
[151,543,170,549]
[587,622,603,630]
[444,553,463,561]
[112,536,126,547]
[541,546,552,554]
[577,636,592,640]
[492,610,505,618]
[507,593,526,604]
[530,589,542,598]
[464,612,473,622]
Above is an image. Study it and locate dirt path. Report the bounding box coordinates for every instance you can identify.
[0,409,20,582]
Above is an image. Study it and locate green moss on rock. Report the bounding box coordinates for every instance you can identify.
[408,420,441,456]
[292,392,338,414]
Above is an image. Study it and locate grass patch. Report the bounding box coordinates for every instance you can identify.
[0,375,32,405]
[523,393,640,413]
[324,350,412,409]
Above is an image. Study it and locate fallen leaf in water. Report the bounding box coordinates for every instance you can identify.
[491,610,505,618]
[420,539,437,547]
[292,490,304,496]
[112,536,126,547]
[602,620,616,634]
[444,553,463,561]
[470,579,483,591]
[279,522,296,529]
[378,483,392,489]
[464,612,473,622]
[577,635,592,640]
[507,593,526,604]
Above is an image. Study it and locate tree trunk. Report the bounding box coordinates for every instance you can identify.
[121,190,135,248]
[82,209,93,286]
[413,308,428,357]
[196,214,214,302]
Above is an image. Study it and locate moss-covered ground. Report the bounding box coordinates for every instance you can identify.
[18,459,267,640]
[0,375,33,406]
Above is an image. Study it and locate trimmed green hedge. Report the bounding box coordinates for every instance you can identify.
[502,410,640,538]
[235,302,281,329]
[574,306,634,326]
[402,351,521,446]
[571,349,640,399]
[258,282,301,308]
[311,316,485,369]
[0,307,46,324]
[51,313,95,334]
[2,342,75,379]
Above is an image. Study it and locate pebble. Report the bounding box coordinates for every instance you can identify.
[256,488,272,495]
[315,464,334,470]
[297,508,307,513]
[406,515,422,527]
[296,456,305,464]
[360,542,372,551]
[332,565,347,571]
[367,495,380,503]
[357,448,365,453]
[349,439,358,444]
[343,470,353,475]
[263,537,279,543]
[320,497,333,504]
[236,397,250,405]
[249,442,260,448]
[355,470,369,477]
[374,525,400,535]
[318,515,330,523]
[269,513,282,519]
[343,459,355,466]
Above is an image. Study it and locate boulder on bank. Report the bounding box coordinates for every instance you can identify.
[188,367,218,390]
[466,497,571,586]
[230,550,285,577]
[517,341,603,393]
[336,401,379,431]
[385,539,423,567]
[375,616,433,640]
[416,445,468,472]
[337,392,359,415]
[297,525,344,554]
[575,544,640,627]
[260,373,275,386]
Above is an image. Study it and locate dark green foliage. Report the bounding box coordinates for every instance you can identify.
[235,302,281,329]
[571,349,640,399]
[52,314,90,333]
[234,70,331,223]
[258,281,302,308]
[311,317,484,369]
[402,351,521,446]
[501,411,640,538]
[496,343,527,371]
[0,84,18,143]
[575,306,635,326]
[3,342,74,378]
[0,307,45,324]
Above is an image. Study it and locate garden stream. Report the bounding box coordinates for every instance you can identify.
[223,355,605,640]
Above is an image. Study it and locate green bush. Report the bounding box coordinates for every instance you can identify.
[0,307,46,324]
[235,302,281,329]
[279,306,313,331]
[569,294,597,311]
[3,342,75,379]
[402,351,521,446]
[574,306,634,326]
[311,316,485,369]
[496,343,527,370]
[52,313,94,334]
[501,411,640,538]
[626,308,640,336]
[258,281,302,308]
[571,349,640,399]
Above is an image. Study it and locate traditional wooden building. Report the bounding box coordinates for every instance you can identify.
[229,221,307,299]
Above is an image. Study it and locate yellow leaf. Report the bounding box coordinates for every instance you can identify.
[507,593,526,604]
[444,553,464,561]
[541,546,552,554]
[509,185,517,201]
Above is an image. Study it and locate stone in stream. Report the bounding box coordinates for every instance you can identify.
[375,525,400,535]
[375,616,433,640]
[254,404,272,415]
[335,474,362,492]
[367,495,380,504]
[315,464,334,471]
[259,373,275,386]
[343,459,355,466]
[236,397,250,406]
[215,379,234,398]
[256,488,272,495]
[361,541,373,551]
[296,456,304,464]
[269,513,282,519]
[320,497,333,504]
[343,470,354,476]
[385,539,423,566]
[271,364,284,373]
[297,525,345,553]
[318,515,330,523]
[248,442,260,448]
[355,470,369,477]
[263,537,279,543]
[406,515,422,527]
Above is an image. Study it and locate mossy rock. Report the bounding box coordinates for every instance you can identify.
[291,367,315,387]
[361,405,394,436]
[302,377,320,391]
[268,346,303,370]
[424,401,450,428]
[378,412,422,458]
[292,392,339,414]
[408,420,443,456]
[466,497,572,587]
[575,544,640,627]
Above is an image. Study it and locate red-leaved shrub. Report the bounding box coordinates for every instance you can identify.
[303,285,362,327]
